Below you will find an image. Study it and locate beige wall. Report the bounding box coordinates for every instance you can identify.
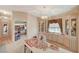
[27,15,39,39]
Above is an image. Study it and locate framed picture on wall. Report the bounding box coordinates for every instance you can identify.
[65,19,69,35]
[71,18,76,36]
[2,22,8,36]
[2,19,9,36]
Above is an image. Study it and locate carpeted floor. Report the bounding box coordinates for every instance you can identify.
[0,40,24,53]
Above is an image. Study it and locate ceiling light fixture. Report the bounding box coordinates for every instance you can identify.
[0,10,12,15]
[41,16,48,19]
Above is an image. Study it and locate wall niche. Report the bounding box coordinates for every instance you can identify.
[0,11,12,43]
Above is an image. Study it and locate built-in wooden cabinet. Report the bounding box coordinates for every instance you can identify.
[65,18,76,37]
[38,18,48,32]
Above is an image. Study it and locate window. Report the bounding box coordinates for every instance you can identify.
[48,23,61,33]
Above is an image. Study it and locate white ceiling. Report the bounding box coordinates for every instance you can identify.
[0,5,76,17]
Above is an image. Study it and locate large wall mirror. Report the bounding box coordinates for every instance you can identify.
[14,18,27,41]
